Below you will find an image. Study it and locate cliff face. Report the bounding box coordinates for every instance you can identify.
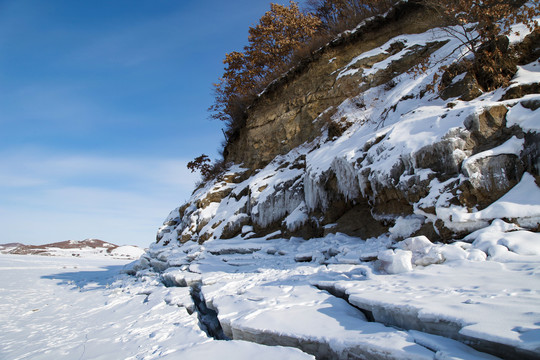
[225,2,443,169]
[157,3,540,246]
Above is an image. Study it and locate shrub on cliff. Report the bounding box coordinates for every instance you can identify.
[210,1,321,141]
[187,154,228,182]
[187,154,212,179]
[422,0,539,90]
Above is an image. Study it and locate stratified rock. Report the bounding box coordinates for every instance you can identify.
[440,72,483,101]
[224,3,445,169]
[460,154,524,208]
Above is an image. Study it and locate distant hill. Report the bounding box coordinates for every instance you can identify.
[1,239,145,260]
[0,243,24,252]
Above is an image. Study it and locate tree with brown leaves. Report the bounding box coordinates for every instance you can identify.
[423,0,539,90]
[210,1,321,138]
[424,0,539,55]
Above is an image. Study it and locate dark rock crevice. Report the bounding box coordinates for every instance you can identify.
[189,282,229,341]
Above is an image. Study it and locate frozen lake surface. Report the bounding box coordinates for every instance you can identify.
[2,226,540,360]
[0,254,310,360]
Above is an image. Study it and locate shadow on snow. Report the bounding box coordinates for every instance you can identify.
[41,264,126,291]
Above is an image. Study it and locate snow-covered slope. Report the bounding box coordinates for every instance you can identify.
[3,239,145,260]
[129,7,540,360]
[0,242,23,252]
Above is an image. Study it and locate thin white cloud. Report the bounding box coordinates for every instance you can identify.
[0,148,199,247]
[0,149,197,187]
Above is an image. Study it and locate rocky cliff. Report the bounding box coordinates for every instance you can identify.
[157,2,539,246]
[131,3,540,359]
[224,1,444,170]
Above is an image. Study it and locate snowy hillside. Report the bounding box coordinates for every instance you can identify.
[126,6,540,359]
[2,239,146,260]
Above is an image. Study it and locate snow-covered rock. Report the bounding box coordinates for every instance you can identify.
[377,249,413,274]
[141,4,540,359]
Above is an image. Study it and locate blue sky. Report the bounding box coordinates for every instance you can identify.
[0,0,294,247]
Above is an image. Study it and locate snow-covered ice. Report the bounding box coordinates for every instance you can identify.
[135,221,540,359]
[0,254,201,359]
[0,254,312,359]
[6,230,536,359]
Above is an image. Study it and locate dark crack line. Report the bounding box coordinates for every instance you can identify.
[77,333,88,360]
[314,283,375,322]
[189,282,229,340]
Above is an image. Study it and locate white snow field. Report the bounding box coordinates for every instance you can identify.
[3,228,538,360]
[0,254,313,360]
[136,224,540,360]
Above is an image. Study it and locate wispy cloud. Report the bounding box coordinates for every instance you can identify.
[0,149,195,188]
[0,148,199,246]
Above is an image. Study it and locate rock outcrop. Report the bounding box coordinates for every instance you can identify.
[158,94,539,246]
[224,1,445,169]
[156,4,540,246]
[136,3,540,360]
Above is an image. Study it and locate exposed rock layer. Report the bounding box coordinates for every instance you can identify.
[225,1,443,169]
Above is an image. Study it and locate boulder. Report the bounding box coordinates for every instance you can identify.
[440,72,483,101]
[460,154,524,208]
